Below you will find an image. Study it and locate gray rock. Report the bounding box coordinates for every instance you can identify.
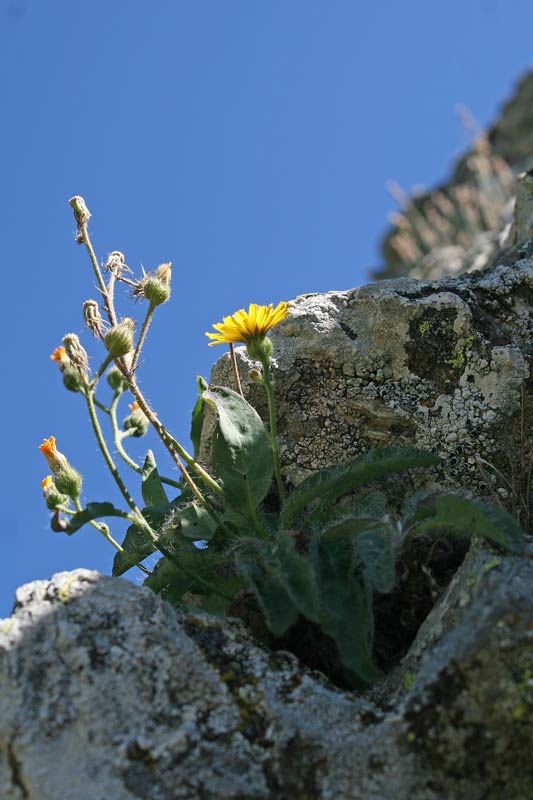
[207,260,533,516]
[1,554,533,799]
[376,72,533,282]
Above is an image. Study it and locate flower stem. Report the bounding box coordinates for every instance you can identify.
[84,389,142,517]
[78,224,118,326]
[261,358,285,501]
[229,343,244,397]
[75,205,222,513]
[131,301,156,373]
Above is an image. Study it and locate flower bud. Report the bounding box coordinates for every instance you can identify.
[83,299,104,338]
[41,475,69,511]
[143,262,172,306]
[248,368,263,384]
[105,251,128,277]
[50,346,70,372]
[69,196,91,228]
[245,336,273,364]
[39,437,82,499]
[39,436,68,471]
[123,401,149,437]
[62,333,89,380]
[62,365,84,393]
[104,318,135,358]
[55,465,83,499]
[107,365,128,391]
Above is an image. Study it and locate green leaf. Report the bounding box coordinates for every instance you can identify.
[112,522,156,576]
[282,447,441,529]
[112,498,183,576]
[311,534,381,686]
[412,494,524,555]
[51,502,126,535]
[144,556,191,599]
[141,450,169,507]
[322,518,395,593]
[274,533,320,621]
[401,489,441,528]
[203,386,274,514]
[178,501,218,540]
[354,526,396,594]
[198,576,245,616]
[190,375,209,457]
[312,490,388,528]
[240,560,299,636]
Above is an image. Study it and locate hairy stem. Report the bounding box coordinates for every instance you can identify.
[131,301,156,373]
[261,359,285,501]
[84,389,142,517]
[229,343,244,397]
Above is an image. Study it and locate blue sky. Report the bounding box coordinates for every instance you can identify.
[1,0,532,615]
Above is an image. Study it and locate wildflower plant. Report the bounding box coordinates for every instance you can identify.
[41,196,525,689]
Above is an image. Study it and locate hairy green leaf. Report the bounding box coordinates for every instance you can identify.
[178,501,218,540]
[274,533,320,621]
[51,502,126,535]
[322,518,395,594]
[143,556,190,599]
[112,522,156,576]
[203,386,274,514]
[141,450,169,507]
[311,534,381,686]
[190,375,209,458]
[312,490,388,528]
[282,447,441,529]
[412,494,524,554]
[240,560,299,636]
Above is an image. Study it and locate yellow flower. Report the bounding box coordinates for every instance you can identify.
[41,475,53,490]
[206,302,290,347]
[39,436,68,471]
[128,401,140,413]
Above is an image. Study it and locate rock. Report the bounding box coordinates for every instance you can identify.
[1,557,533,799]
[375,72,533,281]
[206,260,533,515]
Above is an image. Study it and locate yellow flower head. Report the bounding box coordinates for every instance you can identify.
[206,302,291,347]
[50,346,68,364]
[39,436,68,471]
[41,475,53,490]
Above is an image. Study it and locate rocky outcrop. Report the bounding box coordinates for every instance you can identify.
[1,553,533,800]
[207,257,533,520]
[376,72,533,282]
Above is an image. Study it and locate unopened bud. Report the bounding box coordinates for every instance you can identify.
[62,333,89,379]
[123,401,149,437]
[248,368,263,384]
[55,464,83,499]
[50,346,70,373]
[105,251,128,277]
[105,318,135,358]
[62,366,84,393]
[144,262,172,305]
[83,300,104,338]
[69,196,91,228]
[107,365,128,391]
[41,475,69,511]
[39,437,82,499]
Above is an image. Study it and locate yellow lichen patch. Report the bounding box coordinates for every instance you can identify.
[58,574,76,604]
